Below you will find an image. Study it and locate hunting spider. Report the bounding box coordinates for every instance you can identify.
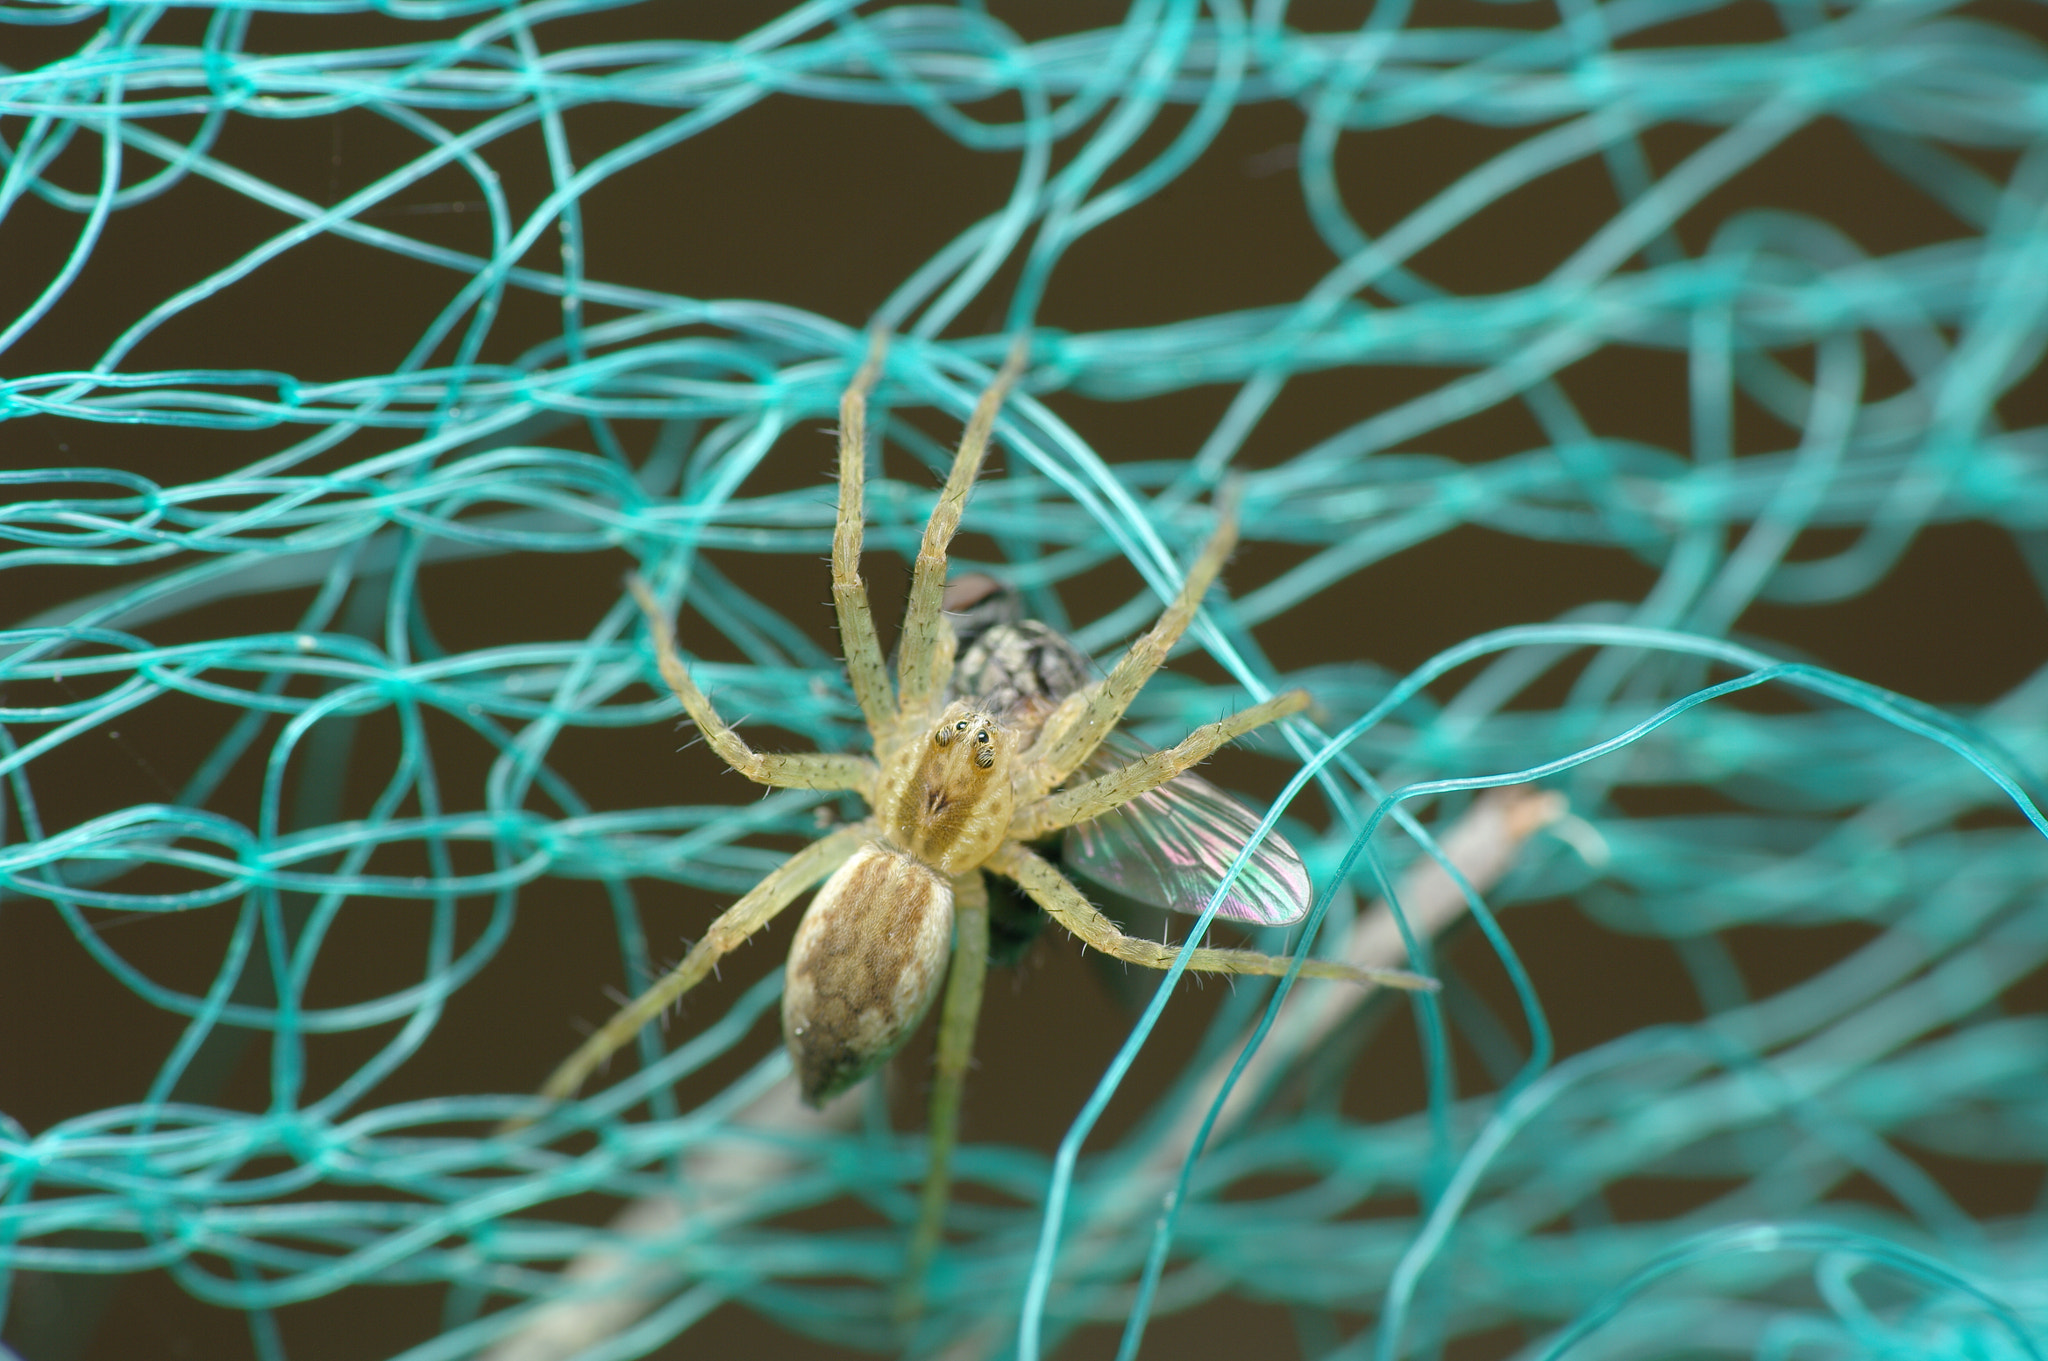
[530,336,1434,1300]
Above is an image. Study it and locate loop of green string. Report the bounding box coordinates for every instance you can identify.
[4,2,2047,1359]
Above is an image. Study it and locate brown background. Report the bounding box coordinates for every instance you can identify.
[4,0,2046,1358]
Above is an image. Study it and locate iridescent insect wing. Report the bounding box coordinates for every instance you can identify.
[1061,731,1312,927]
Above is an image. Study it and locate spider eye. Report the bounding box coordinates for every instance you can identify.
[974,743,995,770]
[975,730,989,744]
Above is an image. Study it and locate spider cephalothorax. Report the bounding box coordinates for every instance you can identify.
[527,334,1434,1298]
[880,703,1016,875]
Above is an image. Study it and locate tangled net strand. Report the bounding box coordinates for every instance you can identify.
[3,1,2047,1359]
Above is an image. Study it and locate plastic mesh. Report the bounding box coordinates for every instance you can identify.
[4,2,2048,1359]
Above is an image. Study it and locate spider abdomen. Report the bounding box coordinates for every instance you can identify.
[783,841,955,1104]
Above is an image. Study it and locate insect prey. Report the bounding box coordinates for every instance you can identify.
[944,573,1319,936]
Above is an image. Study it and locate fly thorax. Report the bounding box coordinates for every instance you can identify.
[951,620,1093,734]
[783,843,953,1104]
[882,701,1015,877]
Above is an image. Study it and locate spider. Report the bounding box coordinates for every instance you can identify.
[529,335,1435,1301]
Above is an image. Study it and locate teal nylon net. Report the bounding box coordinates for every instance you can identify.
[5,1,2048,1358]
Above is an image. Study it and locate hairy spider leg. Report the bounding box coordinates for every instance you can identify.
[530,822,873,1112]
[898,867,991,1322]
[626,575,879,799]
[832,334,898,745]
[894,340,1032,726]
[1020,488,1243,801]
[879,342,1027,1322]
[903,689,1368,1318]
[1006,687,1441,991]
[1010,689,1311,840]
[989,840,1412,985]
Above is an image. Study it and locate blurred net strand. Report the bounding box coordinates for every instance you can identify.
[8,1,2039,419]
[6,0,2048,1357]
[1023,620,2048,1360]
[994,786,1572,1361]
[480,787,1563,1361]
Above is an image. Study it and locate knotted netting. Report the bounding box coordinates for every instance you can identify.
[5,0,2048,1358]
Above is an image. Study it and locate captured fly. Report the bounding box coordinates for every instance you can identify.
[943,575,1312,933]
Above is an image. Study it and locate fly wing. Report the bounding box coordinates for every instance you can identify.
[1060,731,1312,927]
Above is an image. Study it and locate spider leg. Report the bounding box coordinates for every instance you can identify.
[987,841,1437,990]
[1020,489,1241,801]
[1010,689,1310,840]
[530,822,873,1112]
[628,576,878,798]
[833,333,898,744]
[898,868,990,1321]
[895,339,1030,724]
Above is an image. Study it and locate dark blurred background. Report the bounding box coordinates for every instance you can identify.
[4,1,2046,1358]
